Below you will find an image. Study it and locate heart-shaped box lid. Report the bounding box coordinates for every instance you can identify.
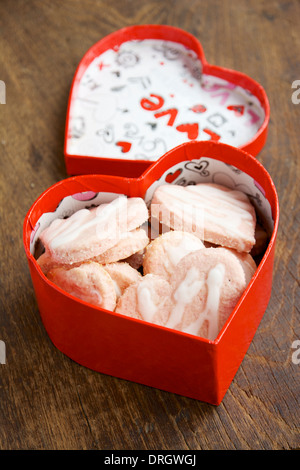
[64,25,270,177]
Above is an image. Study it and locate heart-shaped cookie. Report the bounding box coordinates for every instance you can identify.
[64,25,269,176]
[150,182,257,253]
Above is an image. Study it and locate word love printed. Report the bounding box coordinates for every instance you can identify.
[66,38,265,161]
[140,93,220,142]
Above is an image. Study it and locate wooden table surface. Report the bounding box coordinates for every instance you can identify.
[0,0,299,451]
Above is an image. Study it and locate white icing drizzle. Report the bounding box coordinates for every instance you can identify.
[112,280,122,299]
[164,236,204,267]
[137,281,158,323]
[47,195,127,250]
[88,288,103,305]
[68,287,103,305]
[167,267,203,329]
[156,185,254,244]
[183,263,225,340]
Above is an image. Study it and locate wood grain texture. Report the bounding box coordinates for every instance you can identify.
[0,0,299,450]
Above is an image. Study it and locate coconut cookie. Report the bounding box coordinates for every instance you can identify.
[143,230,205,280]
[115,274,173,326]
[38,195,149,266]
[103,262,142,299]
[167,247,248,340]
[150,183,256,253]
[47,261,117,310]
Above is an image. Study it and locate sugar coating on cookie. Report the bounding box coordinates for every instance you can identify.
[167,247,247,340]
[37,249,84,275]
[226,248,257,285]
[143,230,205,280]
[115,274,173,326]
[151,183,256,253]
[39,195,149,265]
[37,249,63,275]
[47,261,117,311]
[93,227,149,265]
[103,262,142,299]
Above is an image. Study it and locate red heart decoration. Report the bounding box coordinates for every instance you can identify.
[176,123,199,140]
[227,105,245,116]
[165,169,182,183]
[190,104,207,113]
[116,141,132,153]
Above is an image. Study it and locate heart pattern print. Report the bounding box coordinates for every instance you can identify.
[66,39,265,162]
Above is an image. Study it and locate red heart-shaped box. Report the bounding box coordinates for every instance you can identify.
[23,141,279,405]
[64,25,270,177]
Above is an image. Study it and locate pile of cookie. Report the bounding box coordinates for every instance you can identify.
[36,183,268,341]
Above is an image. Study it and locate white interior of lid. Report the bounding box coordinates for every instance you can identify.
[30,157,273,256]
[66,39,265,161]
